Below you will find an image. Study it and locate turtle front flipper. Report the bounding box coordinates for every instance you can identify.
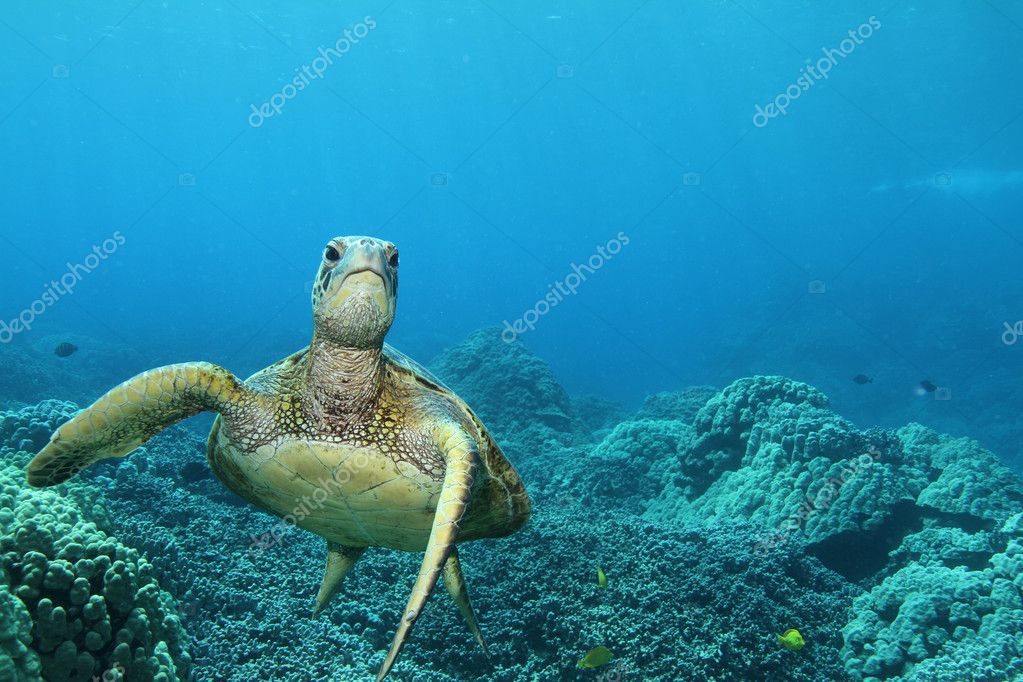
[27,362,255,487]
[442,547,490,660]
[375,423,478,681]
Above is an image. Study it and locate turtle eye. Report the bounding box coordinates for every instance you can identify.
[388,250,399,268]
[324,245,342,263]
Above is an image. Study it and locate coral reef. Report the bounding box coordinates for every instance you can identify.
[4,334,1023,681]
[1,400,79,455]
[429,328,576,454]
[569,394,628,443]
[0,402,190,682]
[535,419,692,514]
[635,386,717,423]
[645,377,1023,576]
[87,441,857,681]
[637,375,1023,679]
[0,583,38,681]
[841,518,1023,681]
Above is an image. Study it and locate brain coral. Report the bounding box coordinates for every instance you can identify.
[0,402,191,682]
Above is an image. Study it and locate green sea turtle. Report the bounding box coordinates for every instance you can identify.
[27,235,531,680]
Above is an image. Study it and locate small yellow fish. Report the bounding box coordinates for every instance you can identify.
[577,645,614,669]
[777,628,805,651]
[597,565,607,589]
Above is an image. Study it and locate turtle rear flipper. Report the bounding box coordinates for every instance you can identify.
[442,547,491,660]
[27,362,253,487]
[375,422,479,681]
[312,542,366,616]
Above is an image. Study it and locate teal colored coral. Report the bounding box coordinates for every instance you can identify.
[431,328,577,453]
[0,583,39,681]
[0,402,190,682]
[634,386,717,422]
[541,419,692,513]
[842,532,1023,681]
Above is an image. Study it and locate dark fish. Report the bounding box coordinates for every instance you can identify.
[54,342,78,358]
[852,374,872,385]
[920,380,937,393]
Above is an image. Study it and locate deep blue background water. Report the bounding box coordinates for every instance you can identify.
[2,1,1022,466]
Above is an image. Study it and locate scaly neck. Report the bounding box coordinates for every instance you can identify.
[303,334,383,428]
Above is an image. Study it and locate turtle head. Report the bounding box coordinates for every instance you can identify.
[312,235,398,349]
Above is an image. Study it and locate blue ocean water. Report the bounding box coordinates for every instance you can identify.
[2,2,1023,681]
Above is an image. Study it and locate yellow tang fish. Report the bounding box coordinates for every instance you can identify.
[777,628,805,651]
[597,565,607,589]
[577,645,614,669]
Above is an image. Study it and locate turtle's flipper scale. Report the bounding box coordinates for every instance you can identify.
[27,362,248,487]
[375,424,478,681]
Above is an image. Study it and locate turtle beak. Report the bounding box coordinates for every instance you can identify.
[324,239,394,314]
[340,244,389,288]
